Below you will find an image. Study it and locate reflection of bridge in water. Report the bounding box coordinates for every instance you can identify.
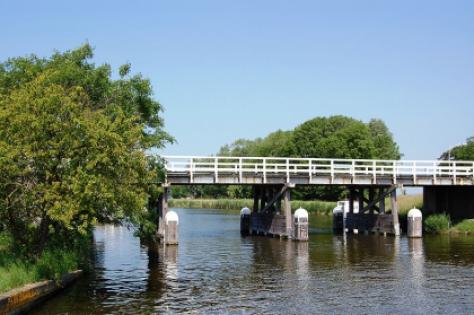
[157,156,474,244]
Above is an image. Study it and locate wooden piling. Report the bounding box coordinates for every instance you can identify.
[390,188,401,236]
[283,188,292,238]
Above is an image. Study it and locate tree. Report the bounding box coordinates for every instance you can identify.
[440,138,474,160]
[368,119,401,159]
[216,115,401,200]
[0,45,172,254]
[0,44,173,149]
[293,116,367,159]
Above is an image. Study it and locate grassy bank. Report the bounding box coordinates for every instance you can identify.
[451,219,474,234]
[169,198,336,215]
[170,194,422,216]
[0,233,89,294]
[421,214,474,235]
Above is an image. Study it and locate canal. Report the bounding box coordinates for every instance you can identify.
[32,208,474,314]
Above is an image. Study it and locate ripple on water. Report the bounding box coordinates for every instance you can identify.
[29,209,474,315]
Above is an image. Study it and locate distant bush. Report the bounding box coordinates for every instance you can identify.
[424,214,450,233]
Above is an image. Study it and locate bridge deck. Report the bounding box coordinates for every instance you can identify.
[163,156,474,186]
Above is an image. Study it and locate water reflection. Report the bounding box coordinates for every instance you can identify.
[31,209,474,315]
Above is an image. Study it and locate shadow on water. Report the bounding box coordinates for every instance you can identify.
[31,209,474,315]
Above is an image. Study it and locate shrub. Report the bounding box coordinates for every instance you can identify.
[424,214,450,233]
[452,219,474,234]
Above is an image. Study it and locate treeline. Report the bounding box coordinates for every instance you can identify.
[172,116,401,200]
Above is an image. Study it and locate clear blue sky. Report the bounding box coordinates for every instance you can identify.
[1,1,473,159]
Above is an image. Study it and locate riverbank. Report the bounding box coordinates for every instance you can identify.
[0,233,89,295]
[169,195,423,216]
[0,270,83,314]
[424,214,474,235]
[169,198,336,215]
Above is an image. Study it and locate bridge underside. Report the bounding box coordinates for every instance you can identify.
[424,186,474,221]
[167,173,471,186]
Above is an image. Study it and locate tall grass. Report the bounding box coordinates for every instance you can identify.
[169,198,336,215]
[424,214,450,234]
[0,232,88,294]
[395,194,423,217]
[451,219,474,234]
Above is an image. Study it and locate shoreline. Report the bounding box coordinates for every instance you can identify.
[0,270,83,315]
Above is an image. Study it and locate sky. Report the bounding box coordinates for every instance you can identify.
[1,1,473,159]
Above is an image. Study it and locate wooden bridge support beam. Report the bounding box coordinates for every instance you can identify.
[283,188,292,237]
[344,186,400,236]
[248,184,296,240]
[391,189,400,236]
[157,185,179,245]
[253,186,259,213]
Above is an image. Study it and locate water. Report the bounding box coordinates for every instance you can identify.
[32,208,474,314]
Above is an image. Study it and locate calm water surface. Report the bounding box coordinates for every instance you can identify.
[32,208,474,314]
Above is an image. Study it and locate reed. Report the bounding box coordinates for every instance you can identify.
[169,198,336,215]
[396,194,423,216]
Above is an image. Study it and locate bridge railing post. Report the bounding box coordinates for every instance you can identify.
[472,162,474,181]
[239,158,243,183]
[393,161,397,184]
[351,160,355,181]
[286,158,290,183]
[330,160,334,184]
[413,161,417,184]
[308,159,312,183]
[263,158,267,184]
[190,157,194,183]
[453,161,457,184]
[372,160,376,184]
[214,157,218,183]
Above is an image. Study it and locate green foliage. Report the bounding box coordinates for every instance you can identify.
[425,214,451,234]
[34,248,81,280]
[440,138,474,160]
[169,198,336,214]
[0,44,172,255]
[216,115,401,200]
[368,119,402,159]
[291,116,400,159]
[451,219,474,234]
[218,130,294,157]
[0,44,173,148]
[0,232,89,294]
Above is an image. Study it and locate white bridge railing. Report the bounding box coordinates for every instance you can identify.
[162,155,474,185]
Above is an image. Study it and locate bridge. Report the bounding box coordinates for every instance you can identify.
[163,156,474,186]
[156,155,474,245]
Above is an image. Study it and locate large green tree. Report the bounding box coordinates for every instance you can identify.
[213,115,401,200]
[292,116,400,159]
[0,45,172,254]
